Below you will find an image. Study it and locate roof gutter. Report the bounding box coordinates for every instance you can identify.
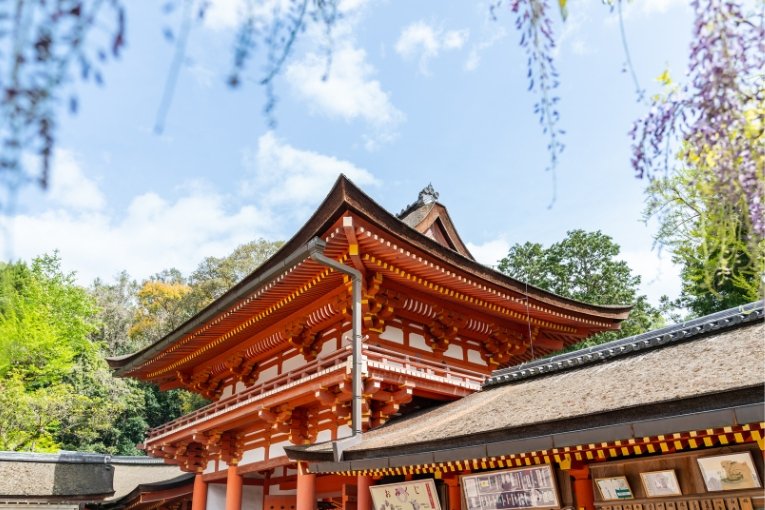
[111,237,329,375]
[309,244,364,457]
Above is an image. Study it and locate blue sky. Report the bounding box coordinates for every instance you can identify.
[0,0,693,304]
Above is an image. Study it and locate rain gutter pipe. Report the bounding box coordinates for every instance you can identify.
[307,238,364,460]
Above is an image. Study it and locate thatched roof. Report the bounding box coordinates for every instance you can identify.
[0,452,113,500]
[288,302,764,470]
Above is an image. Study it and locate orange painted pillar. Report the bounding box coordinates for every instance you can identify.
[297,462,316,510]
[226,464,243,510]
[192,473,208,510]
[569,466,595,510]
[357,475,373,510]
[445,478,461,510]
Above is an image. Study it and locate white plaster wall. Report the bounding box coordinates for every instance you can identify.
[221,385,234,399]
[443,343,462,359]
[255,365,278,385]
[268,487,297,496]
[207,483,227,510]
[243,485,264,510]
[379,326,403,344]
[281,354,305,374]
[409,332,431,352]
[467,349,487,365]
[316,429,332,442]
[240,447,265,465]
[335,424,352,440]
[204,459,217,474]
[268,439,291,458]
[319,338,336,356]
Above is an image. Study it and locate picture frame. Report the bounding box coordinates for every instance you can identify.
[595,477,634,501]
[640,470,682,497]
[696,452,762,492]
[369,479,442,510]
[461,464,560,510]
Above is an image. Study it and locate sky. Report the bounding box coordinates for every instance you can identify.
[0,0,694,304]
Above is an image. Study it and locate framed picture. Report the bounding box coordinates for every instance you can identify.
[461,464,560,510]
[369,479,442,510]
[640,470,682,497]
[595,477,634,501]
[696,452,762,492]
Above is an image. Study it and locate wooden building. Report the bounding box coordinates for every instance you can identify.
[289,301,764,510]
[108,177,631,510]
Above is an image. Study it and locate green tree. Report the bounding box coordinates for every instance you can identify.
[497,230,669,346]
[188,239,284,309]
[644,149,764,317]
[0,254,143,453]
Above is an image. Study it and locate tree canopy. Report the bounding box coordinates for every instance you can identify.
[497,229,670,346]
[0,239,283,454]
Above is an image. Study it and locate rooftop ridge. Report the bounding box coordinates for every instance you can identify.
[397,183,439,219]
[0,451,166,464]
[484,300,764,388]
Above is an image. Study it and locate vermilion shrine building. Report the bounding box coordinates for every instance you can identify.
[109,177,632,510]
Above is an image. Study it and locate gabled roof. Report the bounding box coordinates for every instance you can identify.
[286,301,764,469]
[397,184,474,259]
[109,175,633,381]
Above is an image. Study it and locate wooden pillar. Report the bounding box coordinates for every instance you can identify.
[297,462,316,510]
[357,475,373,510]
[444,478,461,510]
[569,466,595,510]
[192,473,208,510]
[226,464,244,510]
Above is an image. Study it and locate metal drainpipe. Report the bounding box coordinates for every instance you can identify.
[308,242,363,438]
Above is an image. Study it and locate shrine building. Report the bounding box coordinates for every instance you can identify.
[108,176,633,510]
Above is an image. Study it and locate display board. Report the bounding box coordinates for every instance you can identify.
[461,464,560,510]
[369,479,442,510]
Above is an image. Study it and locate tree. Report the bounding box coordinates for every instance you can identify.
[644,146,764,317]
[497,230,669,345]
[0,254,143,453]
[188,239,285,309]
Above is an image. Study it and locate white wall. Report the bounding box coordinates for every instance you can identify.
[207,483,227,510]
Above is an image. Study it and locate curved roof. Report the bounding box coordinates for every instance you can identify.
[109,175,632,380]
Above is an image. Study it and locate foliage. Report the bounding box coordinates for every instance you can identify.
[0,239,282,453]
[0,254,142,453]
[644,149,764,317]
[0,0,125,211]
[494,0,564,188]
[631,0,765,238]
[497,229,669,346]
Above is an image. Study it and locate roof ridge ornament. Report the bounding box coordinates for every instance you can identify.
[418,183,439,204]
[398,183,440,217]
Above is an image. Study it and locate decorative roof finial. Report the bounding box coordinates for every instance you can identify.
[418,183,439,205]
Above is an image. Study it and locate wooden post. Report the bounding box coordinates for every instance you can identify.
[445,478,461,510]
[357,475,373,510]
[192,473,208,510]
[297,462,317,510]
[569,466,595,510]
[226,464,243,510]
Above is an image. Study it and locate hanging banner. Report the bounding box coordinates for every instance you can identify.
[369,479,442,510]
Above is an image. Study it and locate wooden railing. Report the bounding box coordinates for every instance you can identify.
[146,346,353,440]
[146,344,486,441]
[364,344,487,387]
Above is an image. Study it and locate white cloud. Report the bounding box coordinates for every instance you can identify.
[47,150,105,211]
[243,131,379,214]
[1,140,377,286]
[465,25,506,72]
[284,3,403,149]
[467,236,510,268]
[395,22,470,75]
[287,45,403,127]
